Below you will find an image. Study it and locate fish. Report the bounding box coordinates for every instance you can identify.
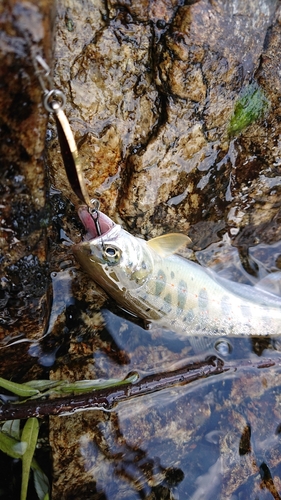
[73,207,281,339]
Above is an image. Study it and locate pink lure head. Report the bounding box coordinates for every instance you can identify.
[78,206,115,241]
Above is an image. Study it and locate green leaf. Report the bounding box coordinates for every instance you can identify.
[1,419,21,440]
[12,441,27,456]
[21,418,39,500]
[0,430,22,459]
[57,378,122,393]
[0,377,39,397]
[33,467,50,500]
[25,380,61,391]
[58,372,139,394]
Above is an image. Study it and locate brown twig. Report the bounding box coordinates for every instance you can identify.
[0,356,226,420]
[0,356,278,421]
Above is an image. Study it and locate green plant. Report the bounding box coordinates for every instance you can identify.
[228,82,270,136]
[0,418,49,500]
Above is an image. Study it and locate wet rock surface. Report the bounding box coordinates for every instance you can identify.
[48,0,281,249]
[0,0,54,377]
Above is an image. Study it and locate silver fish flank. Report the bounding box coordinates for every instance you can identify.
[73,207,281,338]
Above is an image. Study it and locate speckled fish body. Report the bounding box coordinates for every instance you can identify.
[73,209,281,338]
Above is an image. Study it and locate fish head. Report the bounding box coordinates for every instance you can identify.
[73,207,154,299]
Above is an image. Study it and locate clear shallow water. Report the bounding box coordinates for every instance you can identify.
[87,366,281,500]
[2,233,281,499]
[50,302,281,499]
[50,314,281,499]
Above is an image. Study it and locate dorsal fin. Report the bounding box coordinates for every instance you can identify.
[147,233,191,258]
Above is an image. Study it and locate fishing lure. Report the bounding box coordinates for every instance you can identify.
[34,55,102,235]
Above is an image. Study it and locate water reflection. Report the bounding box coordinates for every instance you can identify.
[78,411,185,499]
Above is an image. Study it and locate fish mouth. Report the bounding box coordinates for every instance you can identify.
[78,206,115,241]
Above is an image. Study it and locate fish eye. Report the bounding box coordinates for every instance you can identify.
[103,245,121,265]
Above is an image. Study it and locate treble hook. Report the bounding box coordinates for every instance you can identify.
[89,199,102,237]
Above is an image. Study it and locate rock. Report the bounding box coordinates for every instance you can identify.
[48,0,281,253]
[0,0,54,377]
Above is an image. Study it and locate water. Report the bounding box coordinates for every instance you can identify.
[3,227,281,499]
[49,305,281,499]
[46,257,281,499]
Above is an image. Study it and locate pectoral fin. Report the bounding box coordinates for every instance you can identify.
[147,233,191,258]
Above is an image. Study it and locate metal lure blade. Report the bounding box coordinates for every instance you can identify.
[53,106,92,207]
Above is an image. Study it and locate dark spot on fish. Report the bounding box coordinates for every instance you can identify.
[221,295,232,316]
[258,461,281,500]
[259,462,273,482]
[183,309,195,322]
[198,288,208,310]
[164,293,172,305]
[171,271,175,279]
[142,261,147,269]
[156,19,167,30]
[196,324,206,332]
[178,280,187,310]
[155,269,166,296]
[159,295,173,314]
[165,467,184,487]
[240,304,252,319]
[250,336,271,355]
[275,423,281,435]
